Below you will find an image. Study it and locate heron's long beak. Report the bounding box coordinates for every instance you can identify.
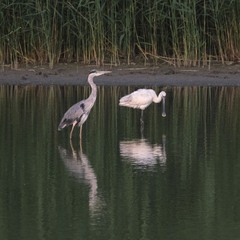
[162,96,166,117]
[94,70,112,77]
[99,70,112,75]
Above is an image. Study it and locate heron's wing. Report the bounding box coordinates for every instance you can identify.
[58,101,85,129]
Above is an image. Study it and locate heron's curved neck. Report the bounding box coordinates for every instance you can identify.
[153,92,164,103]
[88,77,97,100]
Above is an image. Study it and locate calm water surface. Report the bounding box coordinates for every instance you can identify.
[0,85,240,240]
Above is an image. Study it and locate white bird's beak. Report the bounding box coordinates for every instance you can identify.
[162,96,166,117]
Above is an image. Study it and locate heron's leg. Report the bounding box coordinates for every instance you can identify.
[79,125,83,140]
[79,125,83,152]
[79,139,83,155]
[69,138,78,159]
[70,122,77,139]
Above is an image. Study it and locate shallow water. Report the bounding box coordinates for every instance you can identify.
[0,85,240,240]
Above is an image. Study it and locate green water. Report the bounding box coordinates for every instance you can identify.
[0,85,240,240]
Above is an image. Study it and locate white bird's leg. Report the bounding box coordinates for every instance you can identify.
[140,121,144,138]
[70,122,77,139]
[140,110,144,125]
[140,110,144,135]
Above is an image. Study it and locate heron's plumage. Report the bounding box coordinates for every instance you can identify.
[58,70,111,139]
[58,101,86,130]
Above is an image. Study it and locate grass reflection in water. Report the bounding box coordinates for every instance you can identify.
[0,85,240,240]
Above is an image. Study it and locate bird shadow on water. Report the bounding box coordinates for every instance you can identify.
[58,140,105,217]
[120,135,167,172]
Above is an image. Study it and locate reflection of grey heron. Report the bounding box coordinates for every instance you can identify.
[58,70,111,139]
[119,89,166,122]
[120,136,167,171]
[58,143,104,215]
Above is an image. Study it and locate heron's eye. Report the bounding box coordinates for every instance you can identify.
[89,69,97,74]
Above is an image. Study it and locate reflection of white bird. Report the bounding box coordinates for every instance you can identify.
[120,136,166,171]
[58,144,103,215]
[119,89,166,121]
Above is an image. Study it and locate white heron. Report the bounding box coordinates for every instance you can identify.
[119,89,166,122]
[58,70,111,139]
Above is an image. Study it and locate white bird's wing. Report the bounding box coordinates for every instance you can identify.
[119,89,155,109]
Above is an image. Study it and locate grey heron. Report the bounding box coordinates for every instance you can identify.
[119,89,166,122]
[58,70,111,139]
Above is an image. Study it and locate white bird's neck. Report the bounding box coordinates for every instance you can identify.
[153,92,164,103]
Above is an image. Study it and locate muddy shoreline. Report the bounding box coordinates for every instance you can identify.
[0,63,240,86]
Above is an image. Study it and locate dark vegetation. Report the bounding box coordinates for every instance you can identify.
[0,0,240,69]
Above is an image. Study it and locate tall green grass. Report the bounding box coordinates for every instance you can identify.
[0,0,240,68]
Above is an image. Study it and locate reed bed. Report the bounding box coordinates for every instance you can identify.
[0,0,240,68]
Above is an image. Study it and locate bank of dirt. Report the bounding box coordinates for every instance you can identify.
[0,63,240,86]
